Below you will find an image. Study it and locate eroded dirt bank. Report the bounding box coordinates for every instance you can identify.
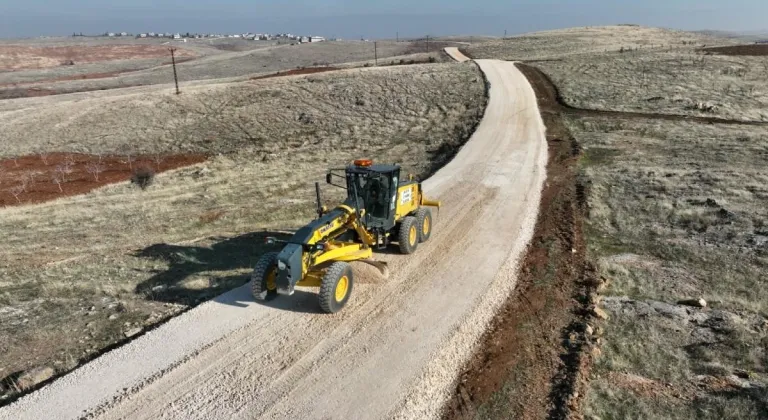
[442,62,598,420]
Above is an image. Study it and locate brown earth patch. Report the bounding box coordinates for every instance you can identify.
[251,66,341,80]
[0,84,147,100]
[0,71,134,88]
[605,372,741,402]
[702,44,768,56]
[0,87,57,99]
[516,63,768,126]
[0,152,207,207]
[0,45,196,71]
[161,56,196,66]
[442,63,597,420]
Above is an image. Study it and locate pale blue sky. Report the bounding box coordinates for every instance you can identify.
[1,1,766,38]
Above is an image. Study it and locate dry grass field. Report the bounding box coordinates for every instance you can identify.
[575,116,768,420]
[467,25,728,60]
[0,39,438,99]
[468,26,768,121]
[466,25,768,419]
[0,62,487,401]
[535,47,768,122]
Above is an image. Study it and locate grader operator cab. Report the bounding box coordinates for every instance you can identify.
[251,159,440,313]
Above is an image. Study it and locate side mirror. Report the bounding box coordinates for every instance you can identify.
[326,173,332,184]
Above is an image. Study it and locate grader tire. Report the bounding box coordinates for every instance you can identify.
[416,207,433,243]
[319,262,354,313]
[398,216,419,254]
[251,252,279,301]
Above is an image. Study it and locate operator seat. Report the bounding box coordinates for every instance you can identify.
[367,177,389,219]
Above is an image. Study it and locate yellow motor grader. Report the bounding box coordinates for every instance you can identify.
[251,159,440,313]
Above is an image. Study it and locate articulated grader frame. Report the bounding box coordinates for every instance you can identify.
[251,159,440,313]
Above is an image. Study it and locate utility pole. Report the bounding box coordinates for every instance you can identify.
[396,32,399,43]
[169,47,180,95]
[374,41,378,66]
[425,35,429,53]
[504,29,507,39]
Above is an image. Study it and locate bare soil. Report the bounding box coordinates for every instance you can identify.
[0,88,56,99]
[250,66,341,80]
[0,153,207,207]
[0,45,196,71]
[0,71,132,87]
[443,63,596,420]
[702,44,768,56]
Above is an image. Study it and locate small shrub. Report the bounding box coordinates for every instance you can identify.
[428,56,437,63]
[199,210,226,224]
[131,166,155,190]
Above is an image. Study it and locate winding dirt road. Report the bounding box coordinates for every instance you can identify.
[444,47,471,62]
[0,59,547,420]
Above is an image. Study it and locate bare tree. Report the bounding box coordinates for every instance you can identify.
[118,146,135,170]
[9,184,24,203]
[56,161,74,182]
[63,154,76,168]
[153,153,164,171]
[20,172,34,192]
[86,162,105,182]
[52,173,64,192]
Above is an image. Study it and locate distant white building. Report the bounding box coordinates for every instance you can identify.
[310,36,325,43]
[107,32,116,37]
[120,32,128,37]
[139,33,147,38]
[149,32,156,37]
[173,33,181,39]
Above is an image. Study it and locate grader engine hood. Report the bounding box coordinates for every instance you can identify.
[276,244,303,295]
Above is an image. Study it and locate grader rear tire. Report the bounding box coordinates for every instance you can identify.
[251,252,279,301]
[416,207,433,243]
[319,262,354,313]
[398,216,419,254]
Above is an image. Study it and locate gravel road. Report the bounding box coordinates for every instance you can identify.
[0,59,547,420]
[444,47,471,62]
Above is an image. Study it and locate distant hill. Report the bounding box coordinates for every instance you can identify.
[695,29,768,42]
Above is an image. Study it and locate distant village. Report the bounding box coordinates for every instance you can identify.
[74,32,331,43]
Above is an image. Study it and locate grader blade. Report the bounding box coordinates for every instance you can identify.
[359,259,390,278]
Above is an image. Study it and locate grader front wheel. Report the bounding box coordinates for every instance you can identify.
[319,262,354,313]
[252,252,279,301]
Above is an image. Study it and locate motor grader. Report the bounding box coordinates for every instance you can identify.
[251,159,440,313]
